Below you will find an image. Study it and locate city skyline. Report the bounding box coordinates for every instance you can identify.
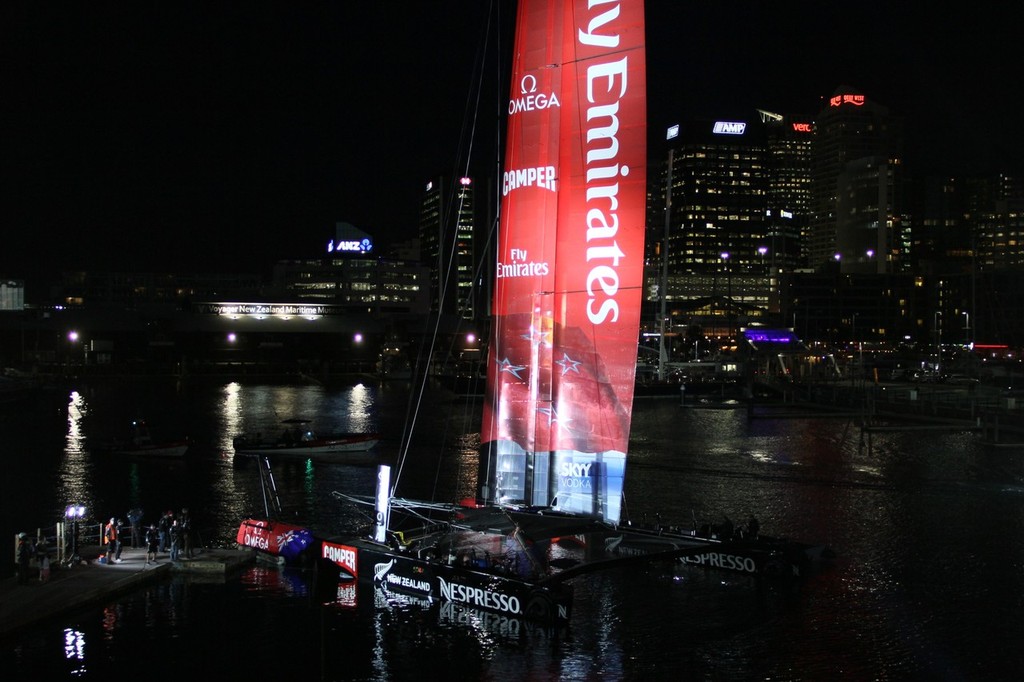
[4,2,1020,287]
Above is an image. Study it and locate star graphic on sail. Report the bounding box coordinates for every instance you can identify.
[496,356,528,380]
[537,404,569,428]
[555,352,582,376]
[520,321,553,348]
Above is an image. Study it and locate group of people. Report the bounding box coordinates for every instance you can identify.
[102,507,196,565]
[13,507,198,583]
[15,532,50,584]
[150,508,194,563]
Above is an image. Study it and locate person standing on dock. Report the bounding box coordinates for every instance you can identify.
[104,517,122,564]
[128,508,143,548]
[158,510,171,553]
[168,519,181,562]
[114,519,125,562]
[16,532,33,584]
[36,538,51,583]
[145,523,159,564]
[180,508,193,559]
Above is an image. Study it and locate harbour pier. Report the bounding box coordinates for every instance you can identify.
[1,543,255,638]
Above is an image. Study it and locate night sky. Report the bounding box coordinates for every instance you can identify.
[3,2,1020,288]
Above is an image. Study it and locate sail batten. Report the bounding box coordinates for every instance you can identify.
[480,0,645,525]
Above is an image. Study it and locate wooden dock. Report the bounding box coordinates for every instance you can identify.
[0,544,255,638]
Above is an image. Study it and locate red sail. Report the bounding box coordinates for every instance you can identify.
[480,0,646,525]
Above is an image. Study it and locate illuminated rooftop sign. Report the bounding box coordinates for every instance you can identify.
[712,121,746,135]
[195,303,337,316]
[743,329,796,344]
[328,238,373,254]
[829,94,865,107]
[792,122,812,132]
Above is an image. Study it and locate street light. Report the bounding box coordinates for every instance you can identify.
[963,311,970,345]
[720,252,732,339]
[852,313,861,384]
[65,504,85,567]
[659,126,677,382]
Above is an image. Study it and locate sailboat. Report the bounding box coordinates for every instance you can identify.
[241,0,827,625]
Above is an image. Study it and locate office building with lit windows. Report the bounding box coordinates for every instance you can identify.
[809,86,906,273]
[271,222,429,316]
[653,114,810,334]
[419,176,479,320]
[760,109,813,273]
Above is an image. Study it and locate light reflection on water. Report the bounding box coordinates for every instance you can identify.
[345,383,375,433]
[217,381,243,454]
[3,380,1024,679]
[59,390,93,513]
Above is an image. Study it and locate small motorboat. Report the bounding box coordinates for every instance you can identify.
[94,420,190,458]
[232,419,380,461]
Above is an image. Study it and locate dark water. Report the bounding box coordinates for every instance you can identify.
[3,378,1024,680]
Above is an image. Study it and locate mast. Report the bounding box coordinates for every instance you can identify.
[658,130,676,382]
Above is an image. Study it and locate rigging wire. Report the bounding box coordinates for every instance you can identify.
[393,0,499,501]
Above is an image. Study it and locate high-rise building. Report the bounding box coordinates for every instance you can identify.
[907,175,968,274]
[969,173,1024,272]
[656,117,770,332]
[663,118,768,282]
[653,113,812,333]
[419,176,478,320]
[759,109,814,273]
[809,86,905,273]
[0,280,25,311]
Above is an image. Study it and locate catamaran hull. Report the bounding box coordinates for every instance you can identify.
[320,538,574,625]
[317,526,826,625]
[605,527,830,580]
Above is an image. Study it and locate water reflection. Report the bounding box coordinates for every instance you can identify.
[60,390,92,513]
[65,390,87,453]
[209,381,252,533]
[218,382,243,454]
[63,628,86,676]
[346,383,374,432]
[5,380,1024,679]
[454,432,480,501]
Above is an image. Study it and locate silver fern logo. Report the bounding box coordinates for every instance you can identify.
[373,559,395,582]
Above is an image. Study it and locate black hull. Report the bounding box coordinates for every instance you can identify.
[313,507,830,625]
[602,526,830,581]
[322,537,574,624]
